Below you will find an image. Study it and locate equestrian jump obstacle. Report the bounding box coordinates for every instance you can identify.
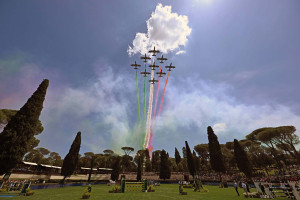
[121,179,147,193]
[253,181,300,200]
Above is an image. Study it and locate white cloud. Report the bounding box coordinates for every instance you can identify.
[176,50,186,55]
[213,123,227,134]
[127,3,192,56]
[153,78,300,145]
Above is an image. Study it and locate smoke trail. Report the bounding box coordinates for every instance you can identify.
[148,66,162,154]
[158,72,169,116]
[140,65,147,149]
[144,69,155,149]
[136,71,141,124]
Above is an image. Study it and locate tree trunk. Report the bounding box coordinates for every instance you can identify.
[219,172,223,188]
[264,167,269,176]
[61,176,66,184]
[88,158,95,183]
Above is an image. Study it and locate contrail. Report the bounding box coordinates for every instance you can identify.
[158,72,169,116]
[148,66,162,154]
[136,71,141,125]
[144,68,154,150]
[140,65,147,149]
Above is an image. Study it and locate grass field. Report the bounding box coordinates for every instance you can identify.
[0,184,290,200]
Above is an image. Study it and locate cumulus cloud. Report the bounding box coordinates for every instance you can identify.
[176,50,186,55]
[127,3,192,56]
[213,123,227,134]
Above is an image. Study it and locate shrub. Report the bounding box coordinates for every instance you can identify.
[26,188,34,196]
[109,185,121,193]
[82,188,91,199]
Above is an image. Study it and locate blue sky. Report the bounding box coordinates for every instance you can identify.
[0,0,300,156]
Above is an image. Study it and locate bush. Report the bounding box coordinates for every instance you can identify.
[0,188,7,193]
[109,185,121,193]
[147,185,155,192]
[82,188,91,199]
[26,188,34,196]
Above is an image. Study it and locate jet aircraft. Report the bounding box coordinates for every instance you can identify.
[156,70,166,77]
[149,77,158,84]
[149,62,159,70]
[140,54,151,63]
[130,61,141,70]
[140,69,151,77]
[157,55,168,63]
[165,63,175,71]
[148,46,160,56]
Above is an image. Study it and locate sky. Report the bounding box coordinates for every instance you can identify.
[0,0,300,157]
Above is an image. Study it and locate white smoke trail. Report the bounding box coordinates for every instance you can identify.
[144,68,155,149]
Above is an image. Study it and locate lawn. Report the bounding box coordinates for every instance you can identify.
[0,184,290,200]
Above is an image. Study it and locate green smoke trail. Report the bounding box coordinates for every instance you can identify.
[136,71,141,124]
[140,64,147,149]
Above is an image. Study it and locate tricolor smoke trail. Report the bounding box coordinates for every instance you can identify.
[136,71,141,125]
[144,69,155,150]
[148,66,162,153]
[140,65,147,149]
[158,72,169,116]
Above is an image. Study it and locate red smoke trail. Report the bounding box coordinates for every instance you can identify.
[148,67,162,154]
[158,72,169,116]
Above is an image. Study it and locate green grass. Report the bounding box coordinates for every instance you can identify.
[0,184,289,200]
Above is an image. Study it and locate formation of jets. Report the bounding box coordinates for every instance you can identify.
[130,46,176,84]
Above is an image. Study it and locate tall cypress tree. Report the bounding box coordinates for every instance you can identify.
[159,149,171,180]
[137,156,142,181]
[185,141,196,177]
[61,132,81,182]
[193,151,201,174]
[111,156,121,181]
[175,147,181,166]
[207,126,225,183]
[234,139,253,178]
[145,148,152,172]
[0,79,49,175]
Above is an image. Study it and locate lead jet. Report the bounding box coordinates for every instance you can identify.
[149,62,159,70]
[157,55,168,63]
[148,46,160,56]
[140,53,151,63]
[130,61,141,70]
[156,70,166,77]
[140,68,151,77]
[149,77,158,84]
[165,63,175,71]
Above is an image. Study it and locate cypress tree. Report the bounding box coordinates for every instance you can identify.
[175,147,181,165]
[151,151,160,172]
[159,149,171,180]
[193,151,201,174]
[137,156,142,181]
[234,139,253,178]
[185,141,196,177]
[207,126,225,183]
[61,132,81,182]
[111,156,121,181]
[0,79,49,175]
[145,149,152,172]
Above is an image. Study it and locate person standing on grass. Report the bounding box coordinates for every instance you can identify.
[233,180,240,196]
